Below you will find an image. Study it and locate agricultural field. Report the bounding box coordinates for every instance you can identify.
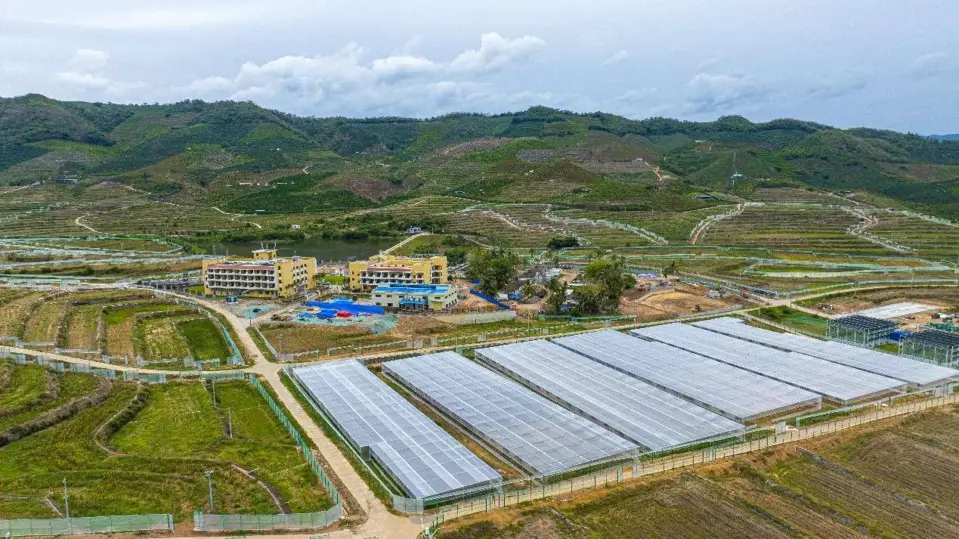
[0,364,332,520]
[554,206,737,243]
[259,317,601,360]
[747,186,851,205]
[0,292,45,338]
[701,205,892,255]
[438,405,959,539]
[869,213,959,260]
[20,299,70,345]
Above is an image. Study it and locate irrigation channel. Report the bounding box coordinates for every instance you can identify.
[1,282,958,539]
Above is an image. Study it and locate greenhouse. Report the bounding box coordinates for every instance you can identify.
[554,330,822,422]
[632,323,906,404]
[384,352,637,477]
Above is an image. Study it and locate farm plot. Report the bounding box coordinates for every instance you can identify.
[0,369,332,519]
[0,292,45,338]
[444,210,555,247]
[85,203,241,235]
[869,213,959,259]
[0,361,101,432]
[555,206,736,242]
[701,205,893,254]
[135,315,195,362]
[64,305,104,350]
[822,431,959,519]
[491,205,652,248]
[440,406,959,539]
[748,187,849,204]
[768,450,959,537]
[103,303,192,360]
[21,299,70,345]
[178,318,232,361]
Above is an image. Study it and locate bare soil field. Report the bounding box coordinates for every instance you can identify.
[619,283,740,320]
[803,286,959,315]
[64,305,102,350]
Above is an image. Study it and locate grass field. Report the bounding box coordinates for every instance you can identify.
[179,318,232,360]
[438,405,959,538]
[0,367,331,520]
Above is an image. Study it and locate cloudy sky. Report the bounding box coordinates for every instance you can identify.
[1,0,958,133]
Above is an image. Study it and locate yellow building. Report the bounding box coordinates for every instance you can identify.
[202,248,317,299]
[348,254,448,291]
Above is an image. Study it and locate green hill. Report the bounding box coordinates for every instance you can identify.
[2,96,959,218]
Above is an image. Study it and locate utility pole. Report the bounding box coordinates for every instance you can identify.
[204,471,215,513]
[63,477,70,519]
[227,408,233,439]
[211,376,217,407]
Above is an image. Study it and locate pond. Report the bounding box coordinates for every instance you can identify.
[210,237,397,262]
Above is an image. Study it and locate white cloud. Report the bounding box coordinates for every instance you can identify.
[179,33,547,115]
[684,72,771,114]
[449,33,546,73]
[912,52,954,78]
[601,50,629,66]
[55,48,142,96]
[371,55,440,82]
[807,76,867,100]
[614,87,658,103]
[71,49,110,71]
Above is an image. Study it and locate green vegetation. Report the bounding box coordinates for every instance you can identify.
[466,247,519,295]
[756,306,829,335]
[178,318,232,360]
[0,368,331,520]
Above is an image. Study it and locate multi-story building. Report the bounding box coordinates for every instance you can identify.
[371,284,459,312]
[202,248,317,299]
[348,254,448,291]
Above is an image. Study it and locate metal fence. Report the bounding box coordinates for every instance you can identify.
[193,507,341,532]
[0,514,173,537]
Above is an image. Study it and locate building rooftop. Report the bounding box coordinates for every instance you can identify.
[373,284,452,295]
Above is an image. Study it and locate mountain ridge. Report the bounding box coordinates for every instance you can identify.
[2,94,959,219]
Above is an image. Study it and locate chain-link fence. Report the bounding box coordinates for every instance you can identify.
[0,514,173,537]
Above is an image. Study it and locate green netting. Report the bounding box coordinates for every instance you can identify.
[193,508,341,532]
[0,515,173,537]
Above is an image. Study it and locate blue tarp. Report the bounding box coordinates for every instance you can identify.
[306,299,385,316]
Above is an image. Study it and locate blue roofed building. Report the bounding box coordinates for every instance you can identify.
[371,284,459,312]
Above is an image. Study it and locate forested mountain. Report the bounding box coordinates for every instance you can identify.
[3,94,959,218]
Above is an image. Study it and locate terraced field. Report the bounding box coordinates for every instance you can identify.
[748,187,851,205]
[0,363,332,519]
[555,206,737,242]
[21,299,70,345]
[869,213,959,259]
[701,205,892,254]
[0,292,46,338]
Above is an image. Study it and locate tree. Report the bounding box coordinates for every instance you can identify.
[663,260,679,277]
[573,253,633,315]
[521,281,536,300]
[545,277,567,314]
[466,247,519,296]
[547,236,579,250]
